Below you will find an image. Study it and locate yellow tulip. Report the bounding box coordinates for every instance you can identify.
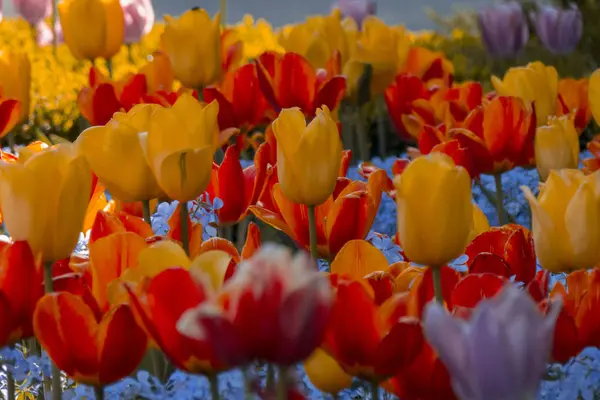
[58,0,125,61]
[0,143,92,262]
[344,17,411,98]
[522,169,600,273]
[75,104,163,202]
[0,50,31,120]
[535,115,579,181]
[491,61,558,126]
[394,153,473,266]
[304,348,352,394]
[139,94,220,202]
[469,203,490,242]
[272,106,342,206]
[161,8,221,88]
[588,68,600,125]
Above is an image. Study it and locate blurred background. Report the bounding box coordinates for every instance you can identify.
[2,0,493,29]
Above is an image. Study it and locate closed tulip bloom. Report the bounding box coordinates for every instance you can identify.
[531,5,583,55]
[139,94,220,202]
[58,0,125,61]
[0,143,92,262]
[76,104,163,202]
[0,50,31,120]
[13,0,51,26]
[395,152,473,266]
[522,169,600,273]
[424,285,562,400]
[535,115,579,181]
[492,61,558,126]
[273,106,342,206]
[121,0,154,44]
[478,1,529,58]
[587,69,600,127]
[161,8,221,88]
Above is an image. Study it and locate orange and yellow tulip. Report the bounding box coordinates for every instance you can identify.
[161,8,221,88]
[138,51,175,93]
[0,143,92,262]
[0,50,30,120]
[34,292,147,386]
[59,0,125,60]
[556,77,590,133]
[534,115,579,181]
[0,90,20,139]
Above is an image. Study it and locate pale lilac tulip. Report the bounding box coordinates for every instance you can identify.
[121,0,155,44]
[12,0,51,26]
[36,20,63,47]
[336,0,376,27]
[423,285,562,400]
[531,5,583,55]
[478,1,529,58]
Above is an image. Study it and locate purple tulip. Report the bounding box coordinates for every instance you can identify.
[423,284,562,400]
[121,0,155,44]
[531,5,583,55]
[336,0,376,27]
[12,0,51,26]
[478,1,529,58]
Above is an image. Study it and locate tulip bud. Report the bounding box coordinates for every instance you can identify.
[478,1,529,58]
[394,152,473,266]
[13,0,51,26]
[531,5,583,55]
[161,8,221,88]
[522,169,600,273]
[58,0,125,60]
[272,105,342,206]
[121,0,155,44]
[534,115,579,181]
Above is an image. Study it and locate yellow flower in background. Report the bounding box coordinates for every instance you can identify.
[522,169,600,273]
[535,115,579,181]
[0,143,92,262]
[161,8,221,88]
[272,105,342,206]
[491,61,558,126]
[344,17,411,98]
[0,50,31,120]
[58,0,125,60]
[304,348,353,394]
[394,153,473,266]
[233,14,282,60]
[140,94,220,202]
[75,104,163,202]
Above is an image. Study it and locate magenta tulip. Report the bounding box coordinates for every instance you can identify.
[423,284,562,400]
[336,0,376,27]
[531,5,583,55]
[12,0,51,26]
[121,0,155,44]
[478,1,529,58]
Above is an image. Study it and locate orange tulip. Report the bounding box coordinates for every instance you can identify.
[250,168,386,259]
[203,63,274,132]
[220,28,244,74]
[321,277,424,381]
[556,77,591,133]
[34,292,147,386]
[428,81,483,128]
[255,51,346,116]
[401,46,454,89]
[139,51,175,93]
[206,143,272,225]
[451,96,536,174]
[582,138,600,175]
[0,241,43,345]
[0,89,20,138]
[417,125,478,178]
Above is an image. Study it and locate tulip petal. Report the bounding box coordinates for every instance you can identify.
[304,348,353,394]
[330,240,389,278]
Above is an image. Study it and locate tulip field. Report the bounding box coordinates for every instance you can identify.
[1,0,600,399]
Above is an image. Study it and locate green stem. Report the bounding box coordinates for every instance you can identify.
[236,218,248,251]
[493,173,506,225]
[266,364,275,393]
[475,180,516,224]
[180,202,190,256]
[371,381,379,400]
[106,58,113,79]
[6,369,15,400]
[242,367,252,400]
[209,374,220,400]
[276,366,288,400]
[307,205,319,261]
[219,0,227,26]
[7,132,15,155]
[141,200,152,226]
[52,0,58,57]
[94,386,104,400]
[376,98,387,159]
[127,44,135,65]
[44,262,62,400]
[354,108,369,161]
[431,266,444,304]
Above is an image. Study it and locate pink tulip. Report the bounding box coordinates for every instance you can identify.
[12,0,51,26]
[121,0,155,44]
[336,0,377,27]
